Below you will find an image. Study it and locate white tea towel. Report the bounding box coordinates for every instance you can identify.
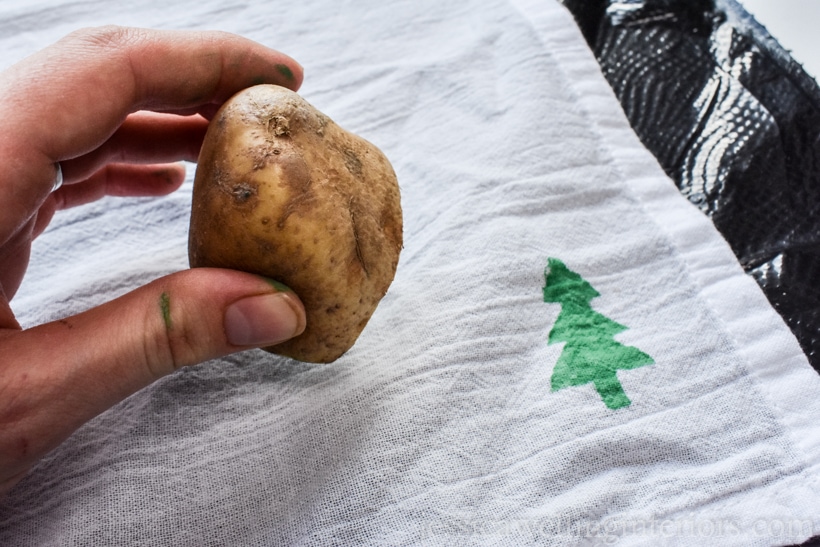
[1,0,820,546]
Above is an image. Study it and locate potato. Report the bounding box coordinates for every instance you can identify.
[189,84,402,363]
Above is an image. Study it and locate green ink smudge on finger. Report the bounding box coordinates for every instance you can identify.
[160,292,172,331]
[275,64,295,81]
[264,278,292,292]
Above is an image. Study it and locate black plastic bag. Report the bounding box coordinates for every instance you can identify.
[561,0,820,375]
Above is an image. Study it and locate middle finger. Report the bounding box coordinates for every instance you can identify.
[60,111,207,184]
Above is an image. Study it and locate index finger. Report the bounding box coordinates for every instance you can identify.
[0,26,303,227]
[1,26,302,161]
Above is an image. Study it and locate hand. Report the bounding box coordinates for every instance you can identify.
[0,27,307,493]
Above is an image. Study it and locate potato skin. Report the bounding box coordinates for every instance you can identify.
[189,85,402,363]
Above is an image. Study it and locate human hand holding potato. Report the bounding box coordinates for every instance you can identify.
[189,85,402,363]
[0,27,306,493]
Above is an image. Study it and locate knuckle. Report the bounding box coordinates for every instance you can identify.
[0,344,41,482]
[140,288,207,377]
[66,25,138,50]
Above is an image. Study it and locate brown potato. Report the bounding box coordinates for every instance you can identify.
[189,84,402,363]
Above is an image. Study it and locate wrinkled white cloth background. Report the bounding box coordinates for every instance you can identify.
[2,0,820,545]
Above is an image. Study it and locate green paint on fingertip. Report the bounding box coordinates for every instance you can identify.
[275,64,295,81]
[160,292,173,331]
[262,277,293,292]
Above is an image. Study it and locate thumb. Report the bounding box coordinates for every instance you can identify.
[0,268,305,490]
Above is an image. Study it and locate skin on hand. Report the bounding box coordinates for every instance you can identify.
[0,27,307,494]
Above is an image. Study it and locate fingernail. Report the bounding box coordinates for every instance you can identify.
[224,292,303,347]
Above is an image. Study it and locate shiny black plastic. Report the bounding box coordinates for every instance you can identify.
[561,0,820,375]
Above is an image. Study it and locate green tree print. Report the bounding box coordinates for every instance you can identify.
[543,258,654,409]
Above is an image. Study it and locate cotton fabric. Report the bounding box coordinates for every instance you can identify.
[2,0,819,545]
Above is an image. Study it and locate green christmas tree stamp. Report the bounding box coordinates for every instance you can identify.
[543,258,654,410]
